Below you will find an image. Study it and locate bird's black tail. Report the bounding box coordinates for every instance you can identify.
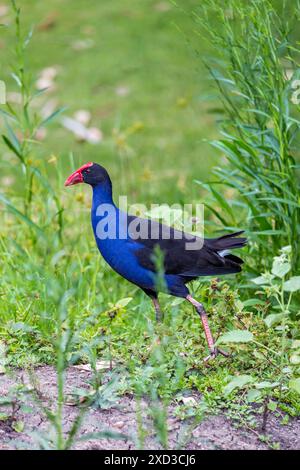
[209,230,247,252]
[179,231,247,279]
[198,231,247,276]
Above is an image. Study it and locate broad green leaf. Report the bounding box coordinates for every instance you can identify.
[216,330,253,344]
[264,313,286,328]
[290,354,300,365]
[251,276,266,285]
[272,258,291,278]
[116,297,132,308]
[251,274,274,285]
[283,276,300,292]
[246,389,261,402]
[255,381,279,389]
[289,378,300,394]
[223,375,254,396]
[281,245,292,254]
[268,401,277,411]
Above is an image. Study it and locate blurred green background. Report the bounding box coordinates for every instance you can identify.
[0,0,218,204]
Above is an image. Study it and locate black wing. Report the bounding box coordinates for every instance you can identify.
[127,215,247,277]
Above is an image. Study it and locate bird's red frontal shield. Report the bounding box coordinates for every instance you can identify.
[64,162,93,186]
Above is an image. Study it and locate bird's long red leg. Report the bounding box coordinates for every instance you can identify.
[186,294,229,361]
[152,297,163,323]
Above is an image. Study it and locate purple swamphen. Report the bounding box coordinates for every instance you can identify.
[65,162,247,361]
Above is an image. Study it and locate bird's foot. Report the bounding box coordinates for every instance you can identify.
[203,347,230,362]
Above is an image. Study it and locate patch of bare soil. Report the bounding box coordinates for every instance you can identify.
[0,366,299,450]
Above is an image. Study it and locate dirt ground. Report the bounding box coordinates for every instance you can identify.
[0,366,299,450]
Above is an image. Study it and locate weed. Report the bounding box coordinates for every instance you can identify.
[194,0,300,273]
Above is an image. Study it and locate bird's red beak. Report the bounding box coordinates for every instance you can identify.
[64,170,83,186]
[64,162,93,186]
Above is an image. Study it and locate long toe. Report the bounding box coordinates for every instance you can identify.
[203,347,230,362]
[203,348,218,362]
[217,347,230,358]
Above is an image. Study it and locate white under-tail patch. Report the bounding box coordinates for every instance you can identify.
[218,249,230,257]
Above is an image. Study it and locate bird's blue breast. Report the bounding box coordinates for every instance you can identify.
[90,190,188,297]
[91,202,156,290]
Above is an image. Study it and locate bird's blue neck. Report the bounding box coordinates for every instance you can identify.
[92,181,115,207]
[91,182,123,242]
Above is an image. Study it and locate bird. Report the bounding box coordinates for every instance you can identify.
[65,162,247,361]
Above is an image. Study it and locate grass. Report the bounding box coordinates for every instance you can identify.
[0,0,299,449]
